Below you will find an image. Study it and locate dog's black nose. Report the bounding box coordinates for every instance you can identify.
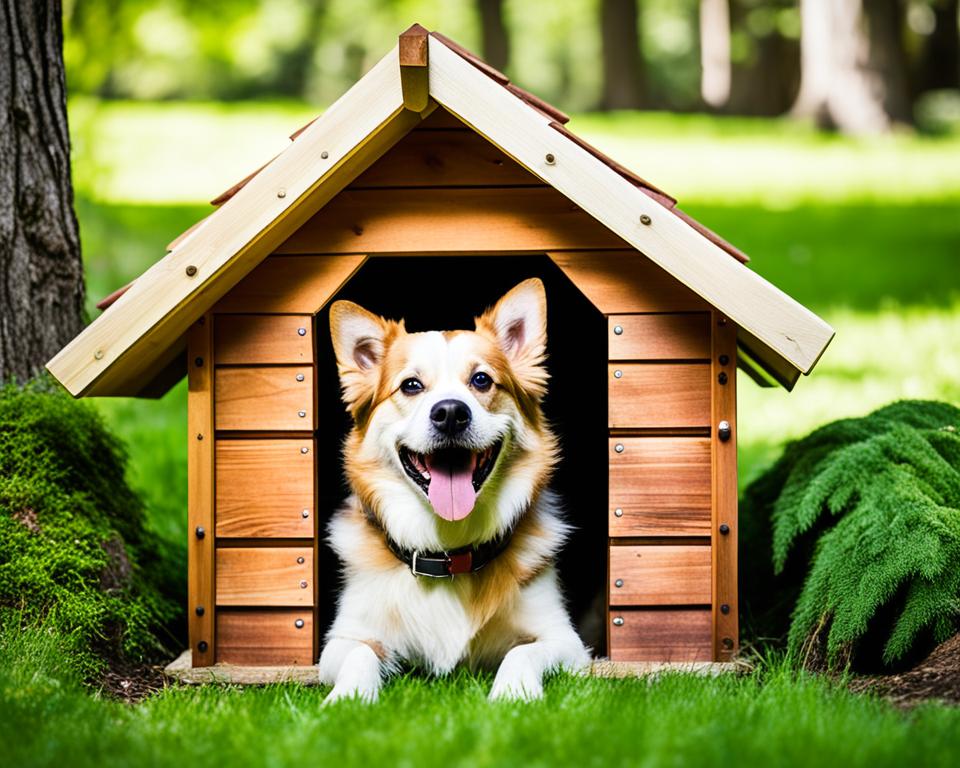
[430,399,472,436]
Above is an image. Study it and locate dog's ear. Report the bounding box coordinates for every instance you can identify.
[476,278,548,393]
[329,300,392,416]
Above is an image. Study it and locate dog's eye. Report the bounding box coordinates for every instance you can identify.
[400,378,424,395]
[470,372,493,391]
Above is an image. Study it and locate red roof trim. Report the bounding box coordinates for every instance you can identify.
[96,282,133,311]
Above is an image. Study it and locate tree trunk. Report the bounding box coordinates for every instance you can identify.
[914,0,960,93]
[700,0,732,108]
[477,0,509,72]
[792,0,911,134]
[600,0,645,109]
[0,0,85,383]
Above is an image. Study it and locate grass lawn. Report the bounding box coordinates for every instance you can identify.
[4,101,958,767]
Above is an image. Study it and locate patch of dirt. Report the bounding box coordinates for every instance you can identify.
[99,656,167,703]
[12,506,41,533]
[99,535,133,592]
[851,633,960,707]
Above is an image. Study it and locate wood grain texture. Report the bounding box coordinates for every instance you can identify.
[47,48,414,397]
[187,317,216,666]
[608,609,712,662]
[609,437,712,536]
[608,363,711,429]
[215,439,315,538]
[215,315,313,364]
[608,314,711,360]
[214,366,314,431]
[549,251,709,314]
[216,547,314,606]
[348,128,539,188]
[429,36,834,376]
[274,187,627,254]
[215,610,314,665]
[609,545,712,606]
[712,315,739,661]
[214,255,366,315]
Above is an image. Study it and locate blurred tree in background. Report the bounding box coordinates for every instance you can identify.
[62,0,960,134]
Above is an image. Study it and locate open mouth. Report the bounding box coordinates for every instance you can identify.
[398,441,502,522]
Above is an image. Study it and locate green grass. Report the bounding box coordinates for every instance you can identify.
[3,624,960,768]
[5,100,954,767]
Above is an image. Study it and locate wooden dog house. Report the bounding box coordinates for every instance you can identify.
[47,26,833,676]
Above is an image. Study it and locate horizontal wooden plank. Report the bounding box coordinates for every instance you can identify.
[215,315,313,364]
[608,314,711,361]
[348,127,539,188]
[215,366,315,431]
[275,187,627,254]
[214,255,366,315]
[549,251,709,314]
[216,609,314,665]
[216,547,314,607]
[608,609,712,662]
[609,364,711,429]
[215,439,315,538]
[609,544,712,605]
[609,437,712,536]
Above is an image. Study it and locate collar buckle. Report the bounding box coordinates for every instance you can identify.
[411,550,452,578]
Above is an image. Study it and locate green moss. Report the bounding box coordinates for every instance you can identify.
[0,379,176,678]
[741,400,960,670]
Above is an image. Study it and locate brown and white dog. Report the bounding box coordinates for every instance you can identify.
[318,278,590,702]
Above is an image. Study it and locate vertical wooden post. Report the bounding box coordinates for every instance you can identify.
[711,313,738,661]
[188,314,216,666]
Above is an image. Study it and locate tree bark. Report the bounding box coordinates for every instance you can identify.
[700,0,732,108]
[477,0,509,72]
[792,0,911,134]
[0,0,85,383]
[914,0,960,93]
[600,0,645,109]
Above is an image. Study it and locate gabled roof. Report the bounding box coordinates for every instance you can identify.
[47,25,833,397]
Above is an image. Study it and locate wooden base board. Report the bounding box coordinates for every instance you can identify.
[163,650,743,686]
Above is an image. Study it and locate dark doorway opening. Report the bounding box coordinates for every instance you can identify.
[313,255,607,654]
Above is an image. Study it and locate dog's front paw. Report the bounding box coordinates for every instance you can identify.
[322,680,379,706]
[489,649,544,701]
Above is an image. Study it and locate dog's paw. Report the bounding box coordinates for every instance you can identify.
[489,650,544,701]
[322,681,379,706]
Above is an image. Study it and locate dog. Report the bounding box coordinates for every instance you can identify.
[318,278,590,703]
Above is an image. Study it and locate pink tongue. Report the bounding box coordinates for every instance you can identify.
[425,453,478,522]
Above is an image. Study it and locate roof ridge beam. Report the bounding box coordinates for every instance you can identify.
[399,24,430,113]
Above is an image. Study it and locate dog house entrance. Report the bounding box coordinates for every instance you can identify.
[313,255,609,652]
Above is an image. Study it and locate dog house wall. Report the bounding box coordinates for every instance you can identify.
[186,109,738,668]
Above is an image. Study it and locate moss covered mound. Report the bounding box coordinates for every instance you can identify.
[742,400,960,671]
[0,380,176,678]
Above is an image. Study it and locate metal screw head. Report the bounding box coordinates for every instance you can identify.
[196,432,204,441]
[615,443,625,453]
[639,214,652,225]
[277,188,286,198]
[613,325,623,335]
[299,580,308,589]
[295,619,305,629]
[719,354,730,366]
[194,356,204,367]
[300,446,309,454]
[94,349,104,360]
[198,641,208,653]
[298,410,306,418]
[718,372,728,385]
[321,150,329,159]
[297,556,305,564]
[614,579,624,588]
[614,508,623,518]
[545,153,556,165]
[612,617,625,627]
[185,265,198,277]
[614,369,623,378]
[718,420,732,442]
[195,606,205,617]
[722,637,734,650]
[302,509,310,518]
[720,604,730,615]
[719,523,730,535]
[297,327,306,337]
[195,526,205,539]
[296,373,305,382]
